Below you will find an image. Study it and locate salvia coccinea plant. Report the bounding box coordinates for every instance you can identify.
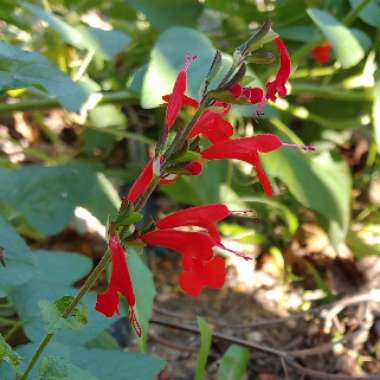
[19,19,315,379]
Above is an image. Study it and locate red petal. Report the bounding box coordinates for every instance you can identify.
[178,270,203,297]
[164,55,197,129]
[188,112,233,144]
[141,229,215,261]
[202,256,226,289]
[312,41,331,65]
[156,204,229,242]
[95,288,119,317]
[126,158,153,203]
[228,83,242,98]
[253,155,273,197]
[184,160,203,176]
[249,87,264,104]
[265,37,291,102]
[162,94,199,108]
[108,235,135,306]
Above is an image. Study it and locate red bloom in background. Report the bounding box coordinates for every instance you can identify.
[156,203,229,243]
[179,256,226,297]
[201,134,283,196]
[266,37,291,102]
[95,235,141,336]
[312,41,332,65]
[164,54,197,129]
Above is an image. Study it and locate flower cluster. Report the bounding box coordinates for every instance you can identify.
[95,25,315,337]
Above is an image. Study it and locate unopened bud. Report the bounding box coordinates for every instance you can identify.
[184,160,203,176]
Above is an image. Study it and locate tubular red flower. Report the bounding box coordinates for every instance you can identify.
[95,235,141,336]
[188,111,234,144]
[164,54,197,129]
[266,36,291,102]
[156,204,229,243]
[312,41,331,65]
[201,134,283,196]
[126,158,153,203]
[178,256,226,297]
[140,229,215,262]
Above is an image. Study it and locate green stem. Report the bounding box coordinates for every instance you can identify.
[19,251,111,380]
[0,91,138,114]
[342,0,371,26]
[4,321,22,341]
[0,317,17,326]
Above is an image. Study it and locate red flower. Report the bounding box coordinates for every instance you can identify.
[156,204,229,243]
[162,94,199,109]
[126,158,154,203]
[228,84,264,104]
[312,41,331,65]
[201,134,283,196]
[164,54,197,129]
[188,111,234,143]
[140,229,215,263]
[266,37,291,102]
[95,235,141,337]
[179,256,226,297]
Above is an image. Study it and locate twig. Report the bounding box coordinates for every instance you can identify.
[150,317,380,380]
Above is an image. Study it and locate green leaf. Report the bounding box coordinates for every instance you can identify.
[195,317,213,380]
[0,333,22,370]
[1,342,165,380]
[349,0,380,27]
[0,41,89,112]
[9,250,115,346]
[0,164,98,235]
[34,356,99,380]
[307,8,365,68]
[39,297,88,334]
[373,81,380,153]
[140,27,231,108]
[126,0,203,31]
[23,3,131,59]
[217,345,249,380]
[0,216,36,296]
[127,248,156,344]
[262,149,351,247]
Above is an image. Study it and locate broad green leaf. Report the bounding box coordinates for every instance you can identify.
[262,149,351,247]
[0,42,89,112]
[23,3,131,59]
[217,345,249,380]
[35,356,99,380]
[0,333,22,370]
[126,0,203,31]
[81,172,120,225]
[0,216,36,296]
[349,0,380,27]
[275,25,316,42]
[307,8,365,68]
[9,250,115,346]
[0,164,97,235]
[373,81,380,153]
[126,248,155,344]
[1,342,165,380]
[141,27,231,108]
[195,317,213,380]
[39,297,88,334]
[88,105,127,129]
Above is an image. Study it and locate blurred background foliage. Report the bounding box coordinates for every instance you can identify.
[0,0,380,379]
